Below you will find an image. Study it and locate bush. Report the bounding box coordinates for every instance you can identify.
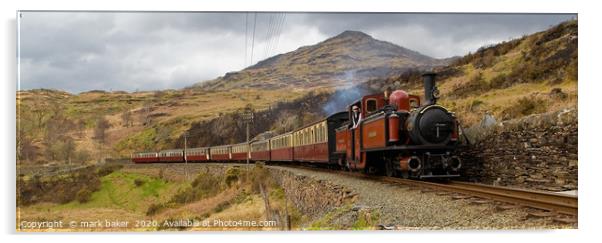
[134,178,145,187]
[501,96,548,119]
[146,203,164,216]
[158,168,165,180]
[76,188,93,203]
[451,72,489,97]
[97,164,122,177]
[170,172,224,205]
[17,165,107,206]
[489,73,509,89]
[224,166,241,187]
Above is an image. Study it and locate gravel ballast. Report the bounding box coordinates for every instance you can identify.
[268,165,577,230]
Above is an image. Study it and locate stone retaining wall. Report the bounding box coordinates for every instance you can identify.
[460,108,577,191]
[269,167,357,220]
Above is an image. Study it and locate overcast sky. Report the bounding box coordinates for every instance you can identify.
[18,12,576,93]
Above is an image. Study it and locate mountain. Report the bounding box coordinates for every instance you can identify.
[196,30,448,90]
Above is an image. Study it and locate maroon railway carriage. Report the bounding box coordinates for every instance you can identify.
[231,143,250,161]
[292,112,348,164]
[250,140,270,161]
[131,152,159,163]
[269,132,293,161]
[158,149,184,162]
[210,145,231,161]
[185,147,210,162]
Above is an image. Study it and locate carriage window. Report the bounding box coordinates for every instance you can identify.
[366,98,378,113]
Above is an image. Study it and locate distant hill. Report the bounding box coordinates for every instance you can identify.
[195,30,448,90]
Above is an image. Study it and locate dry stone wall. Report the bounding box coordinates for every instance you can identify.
[460,108,577,191]
[269,167,357,220]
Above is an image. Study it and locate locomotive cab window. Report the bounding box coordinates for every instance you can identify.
[409,98,419,109]
[365,98,378,113]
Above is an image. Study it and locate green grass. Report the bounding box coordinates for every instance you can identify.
[307,204,353,230]
[54,171,184,214]
[351,208,380,230]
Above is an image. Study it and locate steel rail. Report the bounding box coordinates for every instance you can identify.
[371,175,577,216]
[280,165,578,216]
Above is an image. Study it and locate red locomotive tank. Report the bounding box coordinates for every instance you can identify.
[388,90,409,111]
[388,113,400,142]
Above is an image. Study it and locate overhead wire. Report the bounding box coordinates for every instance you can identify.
[263,13,277,61]
[272,13,286,57]
[250,12,257,65]
[244,12,249,67]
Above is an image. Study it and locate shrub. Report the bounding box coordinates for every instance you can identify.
[17,165,107,206]
[76,188,93,203]
[451,72,489,97]
[170,172,224,205]
[158,168,165,180]
[501,96,548,119]
[134,178,145,187]
[489,73,509,89]
[146,203,164,216]
[224,166,241,187]
[97,164,122,177]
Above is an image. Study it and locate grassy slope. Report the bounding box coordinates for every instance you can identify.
[18,171,186,231]
[440,22,577,126]
[381,20,577,127]
[19,165,303,231]
[17,87,315,162]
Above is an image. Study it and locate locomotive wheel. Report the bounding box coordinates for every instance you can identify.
[385,160,398,177]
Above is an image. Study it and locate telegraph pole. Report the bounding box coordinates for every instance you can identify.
[184,131,189,180]
[246,122,249,167]
[243,107,254,170]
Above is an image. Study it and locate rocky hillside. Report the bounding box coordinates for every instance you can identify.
[196,30,447,90]
[362,20,578,126]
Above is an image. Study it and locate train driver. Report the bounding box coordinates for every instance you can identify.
[351,105,362,129]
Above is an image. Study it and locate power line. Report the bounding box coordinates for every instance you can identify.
[263,13,276,60]
[244,12,249,67]
[264,13,286,60]
[250,12,257,65]
[271,13,286,58]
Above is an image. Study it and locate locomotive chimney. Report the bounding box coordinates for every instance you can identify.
[422,72,438,105]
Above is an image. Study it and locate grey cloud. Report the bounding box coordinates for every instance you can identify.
[298,13,575,57]
[18,12,575,93]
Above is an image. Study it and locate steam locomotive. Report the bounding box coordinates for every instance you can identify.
[132,72,462,179]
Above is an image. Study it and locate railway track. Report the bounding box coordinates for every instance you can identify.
[380,177,578,216]
[274,164,578,216]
